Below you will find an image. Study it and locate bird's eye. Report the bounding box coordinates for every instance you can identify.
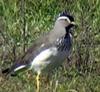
[65,19,68,22]
[65,19,67,21]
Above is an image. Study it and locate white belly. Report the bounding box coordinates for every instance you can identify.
[31,47,68,73]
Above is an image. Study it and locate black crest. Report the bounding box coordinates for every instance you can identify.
[59,10,74,22]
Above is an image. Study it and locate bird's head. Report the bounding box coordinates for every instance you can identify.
[56,11,76,31]
[52,11,76,39]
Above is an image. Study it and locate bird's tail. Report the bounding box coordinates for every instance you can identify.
[2,68,10,75]
[2,65,30,76]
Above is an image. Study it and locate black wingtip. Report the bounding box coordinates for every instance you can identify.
[11,73,17,76]
[2,68,17,77]
[2,68,9,74]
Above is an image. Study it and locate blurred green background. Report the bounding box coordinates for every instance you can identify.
[0,0,100,92]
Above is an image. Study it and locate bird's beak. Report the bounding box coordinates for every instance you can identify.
[70,21,76,25]
[70,21,78,28]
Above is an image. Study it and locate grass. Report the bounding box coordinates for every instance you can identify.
[0,66,100,92]
[0,0,100,92]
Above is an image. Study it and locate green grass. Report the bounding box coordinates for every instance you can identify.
[0,67,100,92]
[0,0,100,92]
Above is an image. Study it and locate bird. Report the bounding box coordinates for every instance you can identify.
[2,11,76,92]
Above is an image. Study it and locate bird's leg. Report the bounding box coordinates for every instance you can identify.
[36,71,41,92]
[66,56,72,66]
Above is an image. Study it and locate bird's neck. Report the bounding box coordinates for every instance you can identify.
[52,22,66,37]
[64,26,72,38]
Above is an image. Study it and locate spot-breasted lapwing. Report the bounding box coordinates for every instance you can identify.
[2,11,76,92]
